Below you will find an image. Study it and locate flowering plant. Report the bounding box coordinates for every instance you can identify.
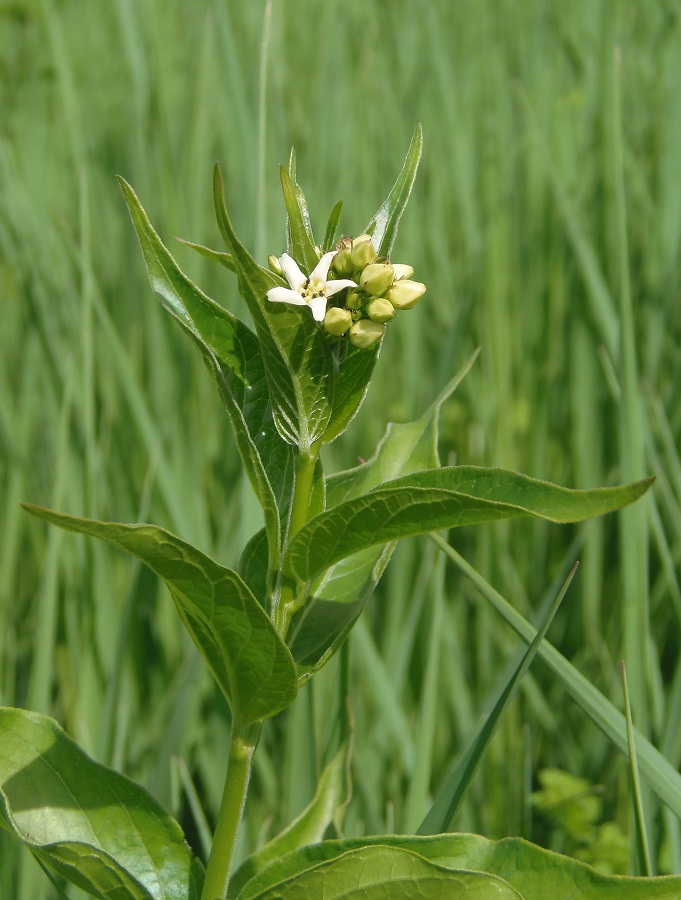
[2,127,674,899]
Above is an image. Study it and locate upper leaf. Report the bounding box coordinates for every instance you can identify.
[321,342,380,445]
[0,708,203,900]
[284,467,653,584]
[213,164,335,452]
[280,165,318,275]
[118,176,290,563]
[22,505,298,727]
[364,123,423,259]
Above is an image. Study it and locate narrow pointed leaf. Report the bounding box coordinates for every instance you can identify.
[213,164,334,451]
[22,505,298,726]
[176,237,236,272]
[285,467,653,584]
[364,123,423,258]
[118,176,288,560]
[236,833,681,900]
[239,844,521,900]
[323,199,343,253]
[0,708,203,900]
[418,564,577,835]
[280,166,318,274]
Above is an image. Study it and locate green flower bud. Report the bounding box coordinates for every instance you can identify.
[392,263,414,281]
[350,233,377,269]
[345,289,364,310]
[323,306,353,336]
[360,263,394,296]
[268,254,283,275]
[350,309,362,322]
[332,247,354,275]
[385,279,426,310]
[366,296,395,323]
[349,319,385,349]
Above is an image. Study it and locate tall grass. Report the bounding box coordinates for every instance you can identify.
[2,0,681,894]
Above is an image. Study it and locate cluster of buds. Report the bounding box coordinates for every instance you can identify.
[323,233,426,349]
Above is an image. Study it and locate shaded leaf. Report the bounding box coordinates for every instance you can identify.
[0,708,203,900]
[322,343,380,445]
[285,467,653,585]
[364,123,423,258]
[22,505,298,726]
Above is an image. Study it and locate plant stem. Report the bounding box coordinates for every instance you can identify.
[201,722,260,900]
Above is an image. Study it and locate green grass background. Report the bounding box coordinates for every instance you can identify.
[2,0,681,895]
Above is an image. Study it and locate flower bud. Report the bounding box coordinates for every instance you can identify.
[268,254,283,276]
[332,247,354,275]
[349,319,385,349]
[385,279,426,310]
[360,263,394,296]
[366,296,395,323]
[350,233,377,269]
[323,306,353,336]
[391,264,414,281]
[345,289,364,310]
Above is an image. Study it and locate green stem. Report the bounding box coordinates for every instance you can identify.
[201,722,260,900]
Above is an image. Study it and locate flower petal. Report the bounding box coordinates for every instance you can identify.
[267,287,307,306]
[310,251,337,284]
[279,253,307,291]
[325,278,357,297]
[308,295,328,322]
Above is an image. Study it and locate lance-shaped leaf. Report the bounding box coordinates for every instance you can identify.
[233,833,681,900]
[213,164,334,452]
[22,505,298,726]
[0,708,203,900]
[118,177,290,562]
[280,164,318,275]
[322,342,380,445]
[284,467,653,585]
[238,844,521,900]
[364,123,423,259]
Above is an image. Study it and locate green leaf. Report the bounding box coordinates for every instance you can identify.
[0,708,203,900]
[22,505,298,726]
[322,343,380,445]
[213,164,335,452]
[417,564,577,835]
[364,123,423,259]
[280,165,318,274]
[117,176,289,564]
[229,744,351,898]
[176,237,236,272]
[322,199,343,253]
[235,833,681,900]
[288,356,478,678]
[238,527,270,605]
[237,844,521,900]
[285,467,653,585]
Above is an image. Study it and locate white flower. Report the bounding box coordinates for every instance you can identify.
[266,252,356,322]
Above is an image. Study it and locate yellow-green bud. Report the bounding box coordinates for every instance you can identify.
[360,263,394,296]
[323,307,353,336]
[366,296,395,323]
[332,247,354,275]
[349,319,385,349]
[385,280,426,310]
[392,263,414,281]
[345,289,364,310]
[350,309,362,322]
[350,233,377,269]
[268,254,283,275]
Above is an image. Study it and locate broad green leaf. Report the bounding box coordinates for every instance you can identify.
[213,164,335,452]
[433,536,681,825]
[364,123,423,259]
[285,467,653,584]
[22,505,298,726]
[0,708,203,900]
[238,844,521,900]
[176,237,236,272]
[280,165,318,274]
[118,177,289,563]
[229,745,351,898]
[236,834,681,900]
[238,527,270,606]
[418,564,577,835]
[288,357,477,678]
[322,199,343,253]
[321,343,380,445]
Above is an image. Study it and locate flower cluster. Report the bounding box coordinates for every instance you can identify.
[266,233,425,350]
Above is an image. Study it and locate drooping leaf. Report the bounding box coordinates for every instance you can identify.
[235,833,681,900]
[118,177,289,563]
[213,164,335,452]
[0,708,203,900]
[176,237,236,272]
[22,505,298,726]
[285,467,653,585]
[237,844,521,900]
[364,123,423,259]
[280,165,318,275]
[229,744,351,898]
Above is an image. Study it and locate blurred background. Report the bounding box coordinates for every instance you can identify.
[2,0,681,894]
